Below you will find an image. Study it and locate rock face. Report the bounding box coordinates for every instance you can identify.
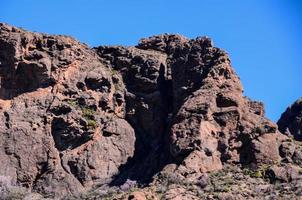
[0,23,302,199]
[0,23,135,197]
[136,34,284,170]
[278,98,302,140]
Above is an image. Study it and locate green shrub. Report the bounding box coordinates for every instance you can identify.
[253,171,263,178]
[66,99,79,107]
[82,107,96,120]
[87,120,97,129]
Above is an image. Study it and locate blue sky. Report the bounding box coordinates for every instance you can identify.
[0,0,301,121]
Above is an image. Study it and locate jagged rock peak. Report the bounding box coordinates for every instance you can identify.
[137,34,213,52]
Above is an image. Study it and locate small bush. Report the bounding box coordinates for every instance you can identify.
[82,107,96,120]
[87,120,97,129]
[66,99,79,107]
[252,171,263,178]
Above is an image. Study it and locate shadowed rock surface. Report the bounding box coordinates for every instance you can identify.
[0,23,302,199]
[278,98,302,140]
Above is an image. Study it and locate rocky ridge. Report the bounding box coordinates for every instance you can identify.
[0,23,301,199]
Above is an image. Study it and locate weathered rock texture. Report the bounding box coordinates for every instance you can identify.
[0,23,135,198]
[278,98,302,140]
[0,23,301,199]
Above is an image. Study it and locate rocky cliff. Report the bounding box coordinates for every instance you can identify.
[0,23,301,200]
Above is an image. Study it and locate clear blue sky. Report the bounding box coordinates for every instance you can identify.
[1,0,301,122]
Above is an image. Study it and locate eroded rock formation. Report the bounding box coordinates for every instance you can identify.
[0,23,135,197]
[278,98,302,140]
[0,23,302,199]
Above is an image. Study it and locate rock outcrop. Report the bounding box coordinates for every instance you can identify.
[0,23,302,199]
[0,23,135,198]
[278,98,302,140]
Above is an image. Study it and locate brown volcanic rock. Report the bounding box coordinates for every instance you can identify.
[0,23,135,197]
[136,34,285,169]
[0,24,301,199]
[278,98,302,140]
